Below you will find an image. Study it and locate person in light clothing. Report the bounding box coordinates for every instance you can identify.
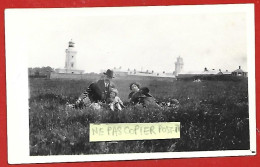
[107,88,125,111]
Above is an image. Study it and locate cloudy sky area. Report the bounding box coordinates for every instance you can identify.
[5,5,251,73]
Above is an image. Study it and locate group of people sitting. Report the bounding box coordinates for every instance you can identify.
[73,69,159,111]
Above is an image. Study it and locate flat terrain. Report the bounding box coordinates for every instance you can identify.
[29,77,249,155]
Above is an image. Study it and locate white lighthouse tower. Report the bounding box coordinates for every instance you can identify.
[65,39,77,70]
[55,39,84,74]
[175,56,184,76]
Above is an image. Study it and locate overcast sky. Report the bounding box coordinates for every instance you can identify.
[5,5,253,73]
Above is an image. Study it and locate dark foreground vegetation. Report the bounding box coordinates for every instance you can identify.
[29,78,249,155]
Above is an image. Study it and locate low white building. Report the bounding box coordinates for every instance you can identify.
[103,67,175,78]
[232,66,247,77]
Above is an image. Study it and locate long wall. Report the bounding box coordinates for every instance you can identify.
[114,75,176,82]
[49,72,175,82]
[49,72,100,80]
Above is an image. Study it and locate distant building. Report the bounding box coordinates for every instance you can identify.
[101,67,175,78]
[113,67,128,77]
[174,56,184,76]
[222,70,232,75]
[177,71,202,79]
[201,67,221,75]
[232,66,247,77]
[177,65,247,80]
[177,67,227,79]
[99,56,183,78]
[55,40,84,74]
[128,69,175,78]
[177,67,216,78]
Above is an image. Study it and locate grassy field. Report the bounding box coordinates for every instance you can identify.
[29,77,249,155]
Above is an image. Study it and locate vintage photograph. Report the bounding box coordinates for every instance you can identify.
[5,4,256,164]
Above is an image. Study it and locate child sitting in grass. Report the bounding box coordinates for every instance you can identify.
[107,88,125,111]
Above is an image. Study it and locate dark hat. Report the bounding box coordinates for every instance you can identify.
[103,69,114,78]
[140,87,153,97]
[140,87,150,94]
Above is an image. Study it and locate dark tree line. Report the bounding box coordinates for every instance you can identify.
[28,66,54,77]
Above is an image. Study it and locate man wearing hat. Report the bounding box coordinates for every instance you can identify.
[74,69,116,108]
[72,69,116,108]
[93,69,116,102]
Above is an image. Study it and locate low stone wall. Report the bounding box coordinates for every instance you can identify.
[115,75,176,82]
[50,72,176,82]
[50,72,101,80]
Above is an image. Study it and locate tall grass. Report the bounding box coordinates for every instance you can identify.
[29,78,249,155]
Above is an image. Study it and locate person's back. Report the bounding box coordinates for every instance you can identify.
[87,82,103,103]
